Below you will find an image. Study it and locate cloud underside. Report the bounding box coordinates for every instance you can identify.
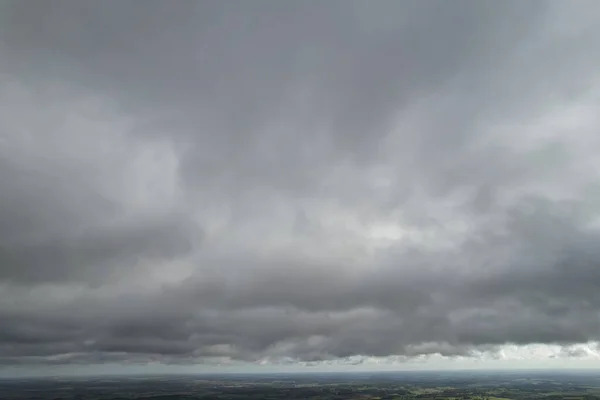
[2,1,600,367]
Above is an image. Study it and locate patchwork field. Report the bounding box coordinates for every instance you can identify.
[2,370,600,399]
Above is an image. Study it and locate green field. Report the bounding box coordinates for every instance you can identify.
[3,371,600,399]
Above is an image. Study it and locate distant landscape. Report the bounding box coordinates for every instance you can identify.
[3,371,600,400]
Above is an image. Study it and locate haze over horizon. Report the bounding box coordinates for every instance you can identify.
[2,0,600,377]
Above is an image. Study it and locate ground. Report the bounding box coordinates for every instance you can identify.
[1,370,600,399]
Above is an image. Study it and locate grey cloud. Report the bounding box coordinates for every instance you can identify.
[0,213,199,283]
[0,0,547,196]
[1,0,600,369]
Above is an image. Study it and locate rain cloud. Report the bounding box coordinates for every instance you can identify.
[1,0,600,370]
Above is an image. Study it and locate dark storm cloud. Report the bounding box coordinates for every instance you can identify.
[1,0,600,368]
[0,213,199,283]
[0,0,546,194]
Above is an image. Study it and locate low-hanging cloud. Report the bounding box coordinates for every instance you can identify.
[1,0,600,369]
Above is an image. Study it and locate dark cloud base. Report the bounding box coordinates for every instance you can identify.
[1,0,600,368]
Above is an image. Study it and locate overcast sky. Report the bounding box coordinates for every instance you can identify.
[2,0,600,377]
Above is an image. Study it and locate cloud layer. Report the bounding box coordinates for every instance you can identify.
[2,0,600,369]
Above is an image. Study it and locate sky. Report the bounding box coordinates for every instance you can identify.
[1,0,600,377]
